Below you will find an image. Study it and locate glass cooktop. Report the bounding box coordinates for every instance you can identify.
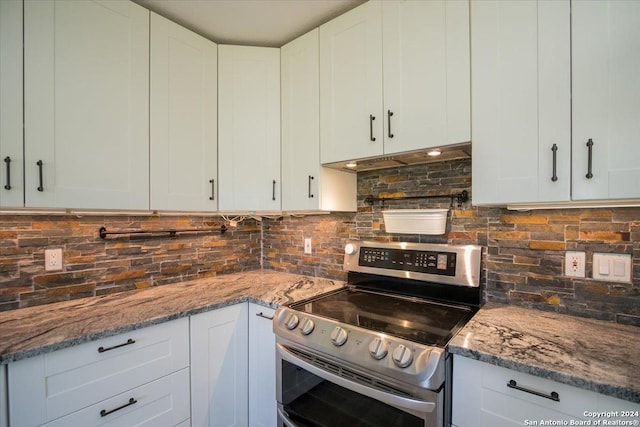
[290,287,475,347]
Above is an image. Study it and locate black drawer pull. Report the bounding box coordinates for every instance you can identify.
[272,180,277,201]
[255,312,274,320]
[209,178,215,200]
[369,114,376,142]
[586,138,594,179]
[507,379,559,402]
[308,175,314,198]
[100,397,137,417]
[387,110,394,138]
[4,156,11,190]
[98,338,135,353]
[37,160,44,192]
[551,144,558,182]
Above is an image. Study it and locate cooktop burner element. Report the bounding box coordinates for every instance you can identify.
[290,288,475,347]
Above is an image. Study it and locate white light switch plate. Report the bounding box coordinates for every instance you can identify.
[592,253,631,282]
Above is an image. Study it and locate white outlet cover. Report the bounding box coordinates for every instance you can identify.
[45,248,63,272]
[565,251,586,278]
[304,238,312,254]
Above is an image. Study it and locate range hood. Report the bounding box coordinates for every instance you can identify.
[322,142,471,172]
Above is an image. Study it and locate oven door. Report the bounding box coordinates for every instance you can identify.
[276,342,442,427]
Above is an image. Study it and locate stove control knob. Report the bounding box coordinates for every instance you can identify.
[284,313,299,330]
[299,318,315,335]
[330,327,348,346]
[392,344,413,368]
[368,338,388,360]
[344,243,356,255]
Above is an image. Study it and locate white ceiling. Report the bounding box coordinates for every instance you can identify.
[133,0,366,47]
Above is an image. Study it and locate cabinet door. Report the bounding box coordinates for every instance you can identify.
[382,0,470,154]
[319,1,383,164]
[248,304,276,427]
[190,303,249,427]
[572,0,640,200]
[218,45,280,212]
[471,0,570,205]
[24,0,149,210]
[281,29,357,212]
[150,12,217,212]
[0,0,23,208]
[0,365,6,427]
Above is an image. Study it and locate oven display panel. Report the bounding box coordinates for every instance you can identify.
[358,248,456,276]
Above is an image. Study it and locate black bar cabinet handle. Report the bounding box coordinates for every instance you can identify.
[387,110,394,138]
[255,312,274,320]
[36,160,44,192]
[507,379,559,402]
[272,180,276,201]
[209,179,215,200]
[308,175,314,198]
[369,114,376,142]
[100,397,138,417]
[98,338,135,353]
[551,144,558,182]
[585,138,594,179]
[4,156,11,190]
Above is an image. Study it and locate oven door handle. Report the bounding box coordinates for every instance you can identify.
[277,407,299,427]
[277,344,436,414]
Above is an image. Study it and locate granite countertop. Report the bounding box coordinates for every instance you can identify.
[0,270,344,365]
[448,303,640,404]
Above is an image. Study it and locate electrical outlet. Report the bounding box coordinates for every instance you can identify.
[304,238,312,254]
[45,248,63,272]
[565,251,585,277]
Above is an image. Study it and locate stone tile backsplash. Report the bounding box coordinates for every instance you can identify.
[263,159,640,326]
[1,158,638,326]
[0,215,260,311]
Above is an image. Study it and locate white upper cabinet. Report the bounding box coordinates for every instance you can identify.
[319,0,471,165]
[382,0,470,155]
[571,0,640,200]
[24,0,150,210]
[281,29,356,212]
[150,12,218,212]
[471,0,571,205]
[319,1,383,164]
[0,0,23,207]
[218,45,281,212]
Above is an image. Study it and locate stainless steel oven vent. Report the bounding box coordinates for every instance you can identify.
[286,346,413,399]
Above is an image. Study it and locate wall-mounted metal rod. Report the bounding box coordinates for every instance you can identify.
[99,225,227,239]
[364,190,468,208]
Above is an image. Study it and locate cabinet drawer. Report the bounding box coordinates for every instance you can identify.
[9,317,189,426]
[43,368,190,427]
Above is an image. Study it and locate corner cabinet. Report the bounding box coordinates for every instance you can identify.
[218,45,281,212]
[248,304,277,427]
[281,28,357,212]
[24,0,150,210]
[150,12,218,212]
[452,355,640,427]
[319,0,470,165]
[472,0,640,206]
[190,303,249,427]
[0,0,23,208]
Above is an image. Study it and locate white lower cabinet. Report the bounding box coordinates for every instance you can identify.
[43,368,190,427]
[8,317,189,427]
[248,303,277,427]
[190,303,249,427]
[452,355,640,427]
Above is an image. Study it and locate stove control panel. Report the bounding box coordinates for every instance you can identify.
[358,247,456,276]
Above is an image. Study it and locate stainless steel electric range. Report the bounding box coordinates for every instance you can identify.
[273,241,482,427]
